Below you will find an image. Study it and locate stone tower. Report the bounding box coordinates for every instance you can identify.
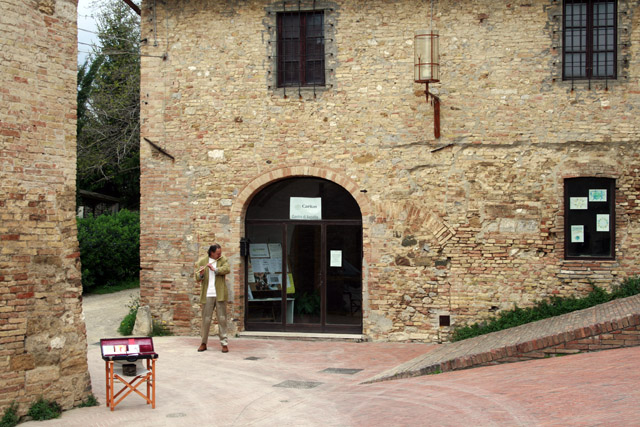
[0,0,91,416]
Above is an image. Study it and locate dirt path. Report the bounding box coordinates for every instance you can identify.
[82,288,139,345]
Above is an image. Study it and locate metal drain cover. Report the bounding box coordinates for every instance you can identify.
[166,413,187,418]
[321,368,363,375]
[273,380,323,389]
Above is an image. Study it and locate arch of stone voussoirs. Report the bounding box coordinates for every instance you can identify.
[230,165,375,272]
[231,165,372,224]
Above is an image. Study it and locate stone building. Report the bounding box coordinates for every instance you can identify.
[0,0,91,416]
[138,0,640,342]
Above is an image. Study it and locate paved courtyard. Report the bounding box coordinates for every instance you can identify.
[21,290,640,426]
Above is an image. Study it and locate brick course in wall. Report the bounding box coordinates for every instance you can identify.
[0,0,91,416]
[139,0,640,342]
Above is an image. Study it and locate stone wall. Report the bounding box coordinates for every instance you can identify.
[0,0,91,416]
[139,0,640,342]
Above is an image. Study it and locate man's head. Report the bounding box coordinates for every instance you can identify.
[208,244,222,259]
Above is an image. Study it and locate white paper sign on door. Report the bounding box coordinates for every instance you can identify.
[330,250,342,267]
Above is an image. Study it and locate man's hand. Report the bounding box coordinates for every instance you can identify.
[207,263,216,272]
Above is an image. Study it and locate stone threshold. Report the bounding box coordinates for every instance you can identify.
[237,331,366,342]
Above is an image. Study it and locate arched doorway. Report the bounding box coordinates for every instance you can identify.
[244,177,362,333]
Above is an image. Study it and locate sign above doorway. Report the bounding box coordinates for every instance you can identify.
[290,197,322,220]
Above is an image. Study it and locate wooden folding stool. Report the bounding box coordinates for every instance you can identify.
[100,337,158,411]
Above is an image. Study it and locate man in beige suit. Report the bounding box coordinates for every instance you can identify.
[194,244,231,353]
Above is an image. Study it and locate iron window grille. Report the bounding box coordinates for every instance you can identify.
[277,11,325,87]
[563,0,617,80]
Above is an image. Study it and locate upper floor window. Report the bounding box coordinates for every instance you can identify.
[564,177,615,259]
[277,11,325,87]
[563,0,617,80]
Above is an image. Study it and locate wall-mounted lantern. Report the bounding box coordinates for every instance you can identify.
[240,237,250,257]
[414,30,439,83]
[414,27,441,139]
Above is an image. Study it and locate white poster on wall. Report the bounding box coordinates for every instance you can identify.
[571,225,585,243]
[290,197,322,220]
[251,258,271,273]
[589,189,607,202]
[596,214,610,232]
[570,197,588,210]
[268,243,282,258]
[269,257,282,272]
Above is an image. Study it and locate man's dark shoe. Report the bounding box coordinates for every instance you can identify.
[197,343,207,352]
[221,345,229,353]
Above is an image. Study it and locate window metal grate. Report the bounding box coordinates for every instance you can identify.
[563,0,617,81]
[277,11,325,88]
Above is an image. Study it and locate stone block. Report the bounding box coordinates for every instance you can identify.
[26,366,60,385]
[10,354,35,371]
[132,305,153,337]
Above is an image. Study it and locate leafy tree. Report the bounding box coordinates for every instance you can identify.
[77,0,140,209]
[77,55,103,137]
[77,209,140,292]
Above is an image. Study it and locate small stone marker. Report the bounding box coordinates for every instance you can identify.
[132,305,153,336]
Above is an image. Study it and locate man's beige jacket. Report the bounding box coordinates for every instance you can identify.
[194,255,230,304]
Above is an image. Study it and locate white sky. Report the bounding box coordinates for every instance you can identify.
[77,0,141,64]
[77,0,99,64]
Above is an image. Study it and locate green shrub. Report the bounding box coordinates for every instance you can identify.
[27,398,61,421]
[78,394,99,408]
[152,320,173,336]
[451,276,640,342]
[89,278,139,295]
[118,296,140,336]
[118,297,174,337]
[611,276,640,298]
[118,309,137,336]
[77,209,140,293]
[0,402,19,427]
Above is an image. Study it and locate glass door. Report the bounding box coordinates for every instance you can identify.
[245,223,284,329]
[326,224,362,327]
[287,223,322,326]
[244,177,362,333]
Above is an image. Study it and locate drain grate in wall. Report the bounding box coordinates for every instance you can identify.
[244,356,262,360]
[273,380,323,389]
[321,368,363,375]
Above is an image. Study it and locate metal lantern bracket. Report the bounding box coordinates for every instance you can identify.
[422,82,440,139]
[414,29,441,139]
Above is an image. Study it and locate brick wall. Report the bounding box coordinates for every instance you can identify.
[0,0,91,416]
[139,0,640,342]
